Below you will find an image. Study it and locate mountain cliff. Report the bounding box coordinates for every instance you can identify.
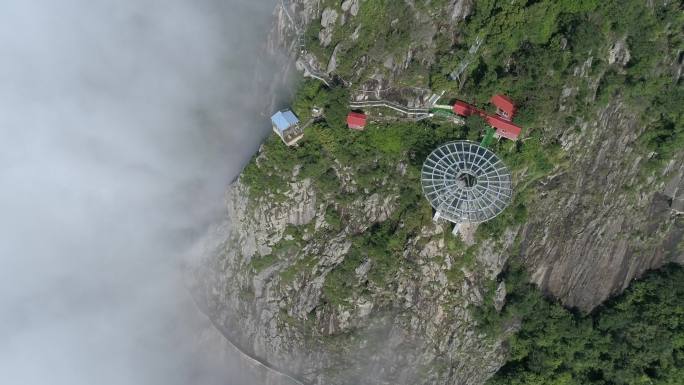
[189,1,683,384]
[266,0,684,312]
[191,127,512,384]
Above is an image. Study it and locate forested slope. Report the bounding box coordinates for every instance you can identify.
[482,264,684,385]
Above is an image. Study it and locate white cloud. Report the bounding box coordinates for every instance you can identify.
[0,1,286,384]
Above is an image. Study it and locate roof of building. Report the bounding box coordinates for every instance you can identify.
[490,94,516,116]
[271,110,300,133]
[453,100,476,116]
[346,112,367,127]
[486,115,522,140]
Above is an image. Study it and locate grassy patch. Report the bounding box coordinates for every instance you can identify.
[249,254,278,273]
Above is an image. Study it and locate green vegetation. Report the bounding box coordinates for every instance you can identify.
[429,0,682,169]
[249,253,278,273]
[307,0,682,173]
[477,263,684,385]
[305,0,458,84]
[322,248,366,306]
[248,225,306,273]
[280,255,318,285]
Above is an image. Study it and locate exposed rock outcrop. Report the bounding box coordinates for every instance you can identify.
[449,0,473,21]
[341,0,360,17]
[608,38,631,66]
[521,101,684,312]
[318,8,338,47]
[191,174,509,385]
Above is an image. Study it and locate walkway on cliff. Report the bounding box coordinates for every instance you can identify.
[298,58,331,87]
[188,289,308,385]
[349,99,430,119]
[281,0,353,88]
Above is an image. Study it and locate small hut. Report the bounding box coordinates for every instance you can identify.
[486,115,522,141]
[490,94,517,120]
[452,100,477,117]
[346,112,367,131]
[271,110,303,146]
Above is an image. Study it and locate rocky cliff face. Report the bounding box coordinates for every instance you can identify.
[521,101,684,311]
[514,14,684,311]
[190,156,512,384]
[271,0,466,108]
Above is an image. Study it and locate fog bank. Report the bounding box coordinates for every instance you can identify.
[0,1,289,384]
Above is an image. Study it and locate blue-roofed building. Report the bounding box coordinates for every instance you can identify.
[271,109,303,146]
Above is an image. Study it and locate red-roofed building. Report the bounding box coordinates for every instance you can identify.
[453,100,477,116]
[486,115,521,141]
[346,112,367,130]
[490,94,516,120]
[450,95,522,141]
